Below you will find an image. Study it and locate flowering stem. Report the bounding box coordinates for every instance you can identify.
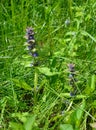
[34,69,38,103]
[24,27,39,103]
[68,63,77,96]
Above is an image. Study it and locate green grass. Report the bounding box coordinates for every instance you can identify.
[0,0,96,130]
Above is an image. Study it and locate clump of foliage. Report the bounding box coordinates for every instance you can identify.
[0,0,96,130]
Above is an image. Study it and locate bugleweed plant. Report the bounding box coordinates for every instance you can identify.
[0,0,96,130]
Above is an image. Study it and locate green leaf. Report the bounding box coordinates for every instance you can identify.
[24,115,36,130]
[81,31,96,43]
[91,74,95,92]
[69,100,86,127]
[37,67,59,76]
[12,79,32,90]
[60,124,73,130]
[12,112,29,123]
[9,122,24,130]
[65,31,76,36]
[21,61,33,67]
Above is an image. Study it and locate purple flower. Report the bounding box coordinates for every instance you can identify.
[70,91,75,97]
[32,52,38,57]
[28,44,35,50]
[68,64,75,72]
[28,35,34,40]
[26,27,34,35]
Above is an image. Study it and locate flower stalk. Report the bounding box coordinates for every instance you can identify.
[25,27,39,103]
[68,63,77,96]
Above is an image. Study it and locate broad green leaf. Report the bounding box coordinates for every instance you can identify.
[24,115,36,130]
[12,112,29,123]
[21,61,33,67]
[12,79,32,90]
[9,122,24,130]
[60,124,73,130]
[69,100,86,127]
[37,67,59,76]
[76,100,85,121]
[85,75,96,94]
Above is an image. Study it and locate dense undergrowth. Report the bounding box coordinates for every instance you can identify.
[0,0,96,130]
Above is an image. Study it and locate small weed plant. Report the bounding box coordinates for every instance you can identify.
[0,0,96,130]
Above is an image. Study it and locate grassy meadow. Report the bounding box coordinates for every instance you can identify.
[0,0,96,129]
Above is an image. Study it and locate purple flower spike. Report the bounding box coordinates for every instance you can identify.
[68,63,77,96]
[25,27,39,67]
[68,64,75,72]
